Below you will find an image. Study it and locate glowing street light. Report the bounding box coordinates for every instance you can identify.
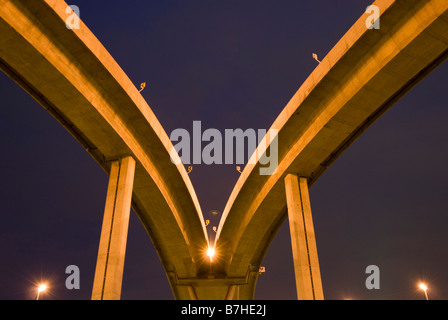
[207,247,215,262]
[419,283,429,300]
[36,283,47,300]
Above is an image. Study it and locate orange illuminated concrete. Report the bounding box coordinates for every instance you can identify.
[92,156,136,300]
[215,0,448,299]
[285,174,323,300]
[1,0,447,300]
[0,0,209,299]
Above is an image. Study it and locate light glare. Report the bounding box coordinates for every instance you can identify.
[38,284,47,293]
[207,247,215,261]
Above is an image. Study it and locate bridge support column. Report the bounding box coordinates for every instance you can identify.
[92,156,136,300]
[284,174,323,300]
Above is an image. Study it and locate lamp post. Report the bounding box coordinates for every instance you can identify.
[419,283,429,300]
[36,284,47,300]
[207,247,215,263]
[206,247,215,275]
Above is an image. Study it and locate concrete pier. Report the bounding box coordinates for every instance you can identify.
[284,174,323,300]
[92,156,136,300]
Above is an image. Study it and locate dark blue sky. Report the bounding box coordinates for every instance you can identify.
[1,0,447,300]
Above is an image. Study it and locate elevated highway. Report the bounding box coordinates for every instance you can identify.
[0,0,210,299]
[1,0,447,300]
[214,0,448,299]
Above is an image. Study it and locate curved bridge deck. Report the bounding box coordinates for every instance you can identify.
[0,0,209,299]
[1,0,447,300]
[215,0,448,299]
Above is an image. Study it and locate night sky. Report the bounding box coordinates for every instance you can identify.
[1,0,447,300]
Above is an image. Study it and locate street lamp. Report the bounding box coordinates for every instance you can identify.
[36,283,47,300]
[419,283,429,300]
[207,247,215,262]
[206,246,216,276]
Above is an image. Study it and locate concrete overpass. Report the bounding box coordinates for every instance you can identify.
[1,0,447,300]
[0,0,210,299]
[214,0,448,299]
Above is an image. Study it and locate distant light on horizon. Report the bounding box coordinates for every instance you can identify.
[36,283,48,300]
[38,284,47,293]
[419,283,427,291]
[418,282,429,300]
